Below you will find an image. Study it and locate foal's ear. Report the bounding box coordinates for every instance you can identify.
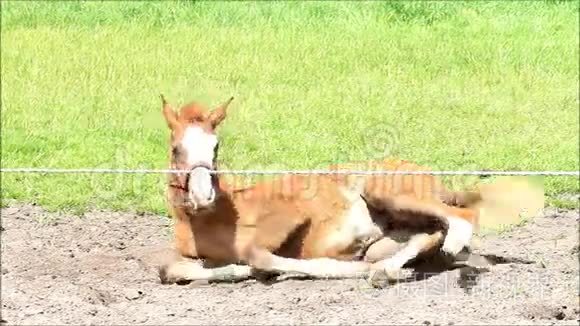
[161,94,179,130]
[208,96,234,128]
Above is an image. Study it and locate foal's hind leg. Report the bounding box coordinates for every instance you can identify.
[240,177,380,280]
[367,231,444,287]
[362,230,413,263]
[377,195,477,256]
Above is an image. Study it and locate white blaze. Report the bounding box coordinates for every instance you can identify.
[181,126,218,166]
[180,126,219,206]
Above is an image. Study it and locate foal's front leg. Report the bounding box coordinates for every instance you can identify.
[159,257,254,284]
[160,247,373,283]
[245,245,372,279]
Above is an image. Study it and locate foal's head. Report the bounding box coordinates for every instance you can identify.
[161,95,234,210]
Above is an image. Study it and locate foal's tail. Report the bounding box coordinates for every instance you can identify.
[443,176,545,231]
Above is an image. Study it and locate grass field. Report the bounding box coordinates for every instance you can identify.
[1,1,579,215]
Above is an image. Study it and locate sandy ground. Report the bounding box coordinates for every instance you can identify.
[1,203,578,325]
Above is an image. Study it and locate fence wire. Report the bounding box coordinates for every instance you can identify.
[0,167,578,176]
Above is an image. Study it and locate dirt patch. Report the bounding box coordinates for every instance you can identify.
[1,203,578,325]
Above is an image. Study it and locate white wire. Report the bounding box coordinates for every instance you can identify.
[0,167,578,176]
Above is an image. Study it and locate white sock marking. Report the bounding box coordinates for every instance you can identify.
[166,260,252,282]
[267,255,370,279]
[442,216,473,255]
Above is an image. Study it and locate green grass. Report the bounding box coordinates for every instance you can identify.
[1,1,579,215]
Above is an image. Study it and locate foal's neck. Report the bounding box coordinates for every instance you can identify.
[183,176,238,220]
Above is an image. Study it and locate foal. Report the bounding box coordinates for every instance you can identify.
[158,95,544,285]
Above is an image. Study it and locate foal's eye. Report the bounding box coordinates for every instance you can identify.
[172,146,181,156]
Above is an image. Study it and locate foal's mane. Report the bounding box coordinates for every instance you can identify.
[177,102,210,124]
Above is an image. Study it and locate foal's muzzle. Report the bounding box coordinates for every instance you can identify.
[186,164,216,209]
